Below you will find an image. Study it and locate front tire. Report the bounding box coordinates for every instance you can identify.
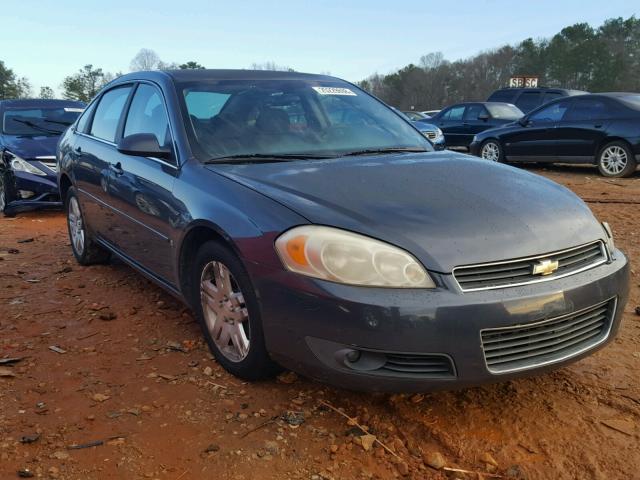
[480,140,504,163]
[190,241,279,380]
[65,187,110,265]
[597,141,637,178]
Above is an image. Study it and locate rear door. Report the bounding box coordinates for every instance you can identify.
[72,85,133,238]
[554,97,611,161]
[502,99,572,160]
[104,82,180,284]
[434,105,466,146]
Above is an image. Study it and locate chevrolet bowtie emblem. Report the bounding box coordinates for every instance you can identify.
[532,259,559,276]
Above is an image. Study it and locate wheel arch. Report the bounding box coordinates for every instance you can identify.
[177,220,242,302]
[595,137,633,162]
[58,173,72,203]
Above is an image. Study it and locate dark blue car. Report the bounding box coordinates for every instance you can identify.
[57,70,628,392]
[0,99,85,215]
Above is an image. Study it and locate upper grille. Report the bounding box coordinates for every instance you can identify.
[41,162,57,172]
[453,241,607,291]
[481,298,615,373]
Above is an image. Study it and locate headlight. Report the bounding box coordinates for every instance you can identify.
[601,222,615,258]
[8,152,46,176]
[275,225,436,288]
[422,127,444,142]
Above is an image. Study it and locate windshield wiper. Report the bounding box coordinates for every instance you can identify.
[205,153,334,164]
[11,119,61,135]
[43,119,73,126]
[340,147,429,157]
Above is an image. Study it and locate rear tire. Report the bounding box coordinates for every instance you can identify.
[480,140,504,163]
[0,171,15,217]
[189,240,280,381]
[65,187,110,265]
[597,141,637,178]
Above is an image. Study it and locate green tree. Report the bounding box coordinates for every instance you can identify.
[0,61,31,99]
[39,86,55,99]
[61,65,105,102]
[179,61,205,70]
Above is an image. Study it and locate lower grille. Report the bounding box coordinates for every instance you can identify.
[481,298,615,373]
[379,353,455,378]
[453,241,607,291]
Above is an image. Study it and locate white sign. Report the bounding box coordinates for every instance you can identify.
[312,87,357,96]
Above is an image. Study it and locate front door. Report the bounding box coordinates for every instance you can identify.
[435,105,467,147]
[104,83,181,285]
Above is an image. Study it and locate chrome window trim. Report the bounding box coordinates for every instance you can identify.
[480,297,617,375]
[452,240,608,292]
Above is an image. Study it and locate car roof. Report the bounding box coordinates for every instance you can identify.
[114,69,339,84]
[492,87,587,94]
[0,99,86,109]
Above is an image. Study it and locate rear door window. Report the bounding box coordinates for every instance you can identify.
[488,90,517,103]
[90,86,132,142]
[564,98,609,121]
[515,92,542,112]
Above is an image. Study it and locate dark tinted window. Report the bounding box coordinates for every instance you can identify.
[442,105,465,121]
[515,92,542,112]
[564,98,610,121]
[529,100,571,123]
[543,92,563,104]
[488,90,517,103]
[90,86,132,142]
[124,84,171,148]
[463,104,487,120]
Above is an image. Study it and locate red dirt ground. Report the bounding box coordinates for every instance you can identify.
[1,165,638,480]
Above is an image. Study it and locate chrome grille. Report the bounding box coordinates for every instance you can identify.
[41,162,57,172]
[423,131,437,140]
[481,298,615,373]
[453,241,607,291]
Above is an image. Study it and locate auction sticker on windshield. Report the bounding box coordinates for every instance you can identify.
[312,87,357,96]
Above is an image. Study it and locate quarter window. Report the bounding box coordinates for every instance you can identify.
[90,86,132,142]
[124,84,171,148]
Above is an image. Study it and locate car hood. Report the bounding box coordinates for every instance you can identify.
[210,152,605,272]
[1,134,60,159]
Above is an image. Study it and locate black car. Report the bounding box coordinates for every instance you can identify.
[419,102,523,149]
[487,87,586,114]
[0,99,85,215]
[57,70,628,392]
[470,93,640,178]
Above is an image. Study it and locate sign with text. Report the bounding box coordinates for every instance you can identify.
[509,76,539,88]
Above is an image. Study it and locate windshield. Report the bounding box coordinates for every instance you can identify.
[177,79,431,161]
[2,107,83,136]
[486,103,523,120]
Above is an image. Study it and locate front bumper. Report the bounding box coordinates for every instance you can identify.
[4,171,61,215]
[252,250,629,392]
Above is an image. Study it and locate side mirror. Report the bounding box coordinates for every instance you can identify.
[117,133,171,159]
[518,117,529,127]
[478,113,489,121]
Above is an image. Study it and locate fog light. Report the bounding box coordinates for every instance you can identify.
[18,190,35,199]
[345,350,361,363]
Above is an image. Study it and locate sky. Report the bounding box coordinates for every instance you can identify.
[2,0,638,95]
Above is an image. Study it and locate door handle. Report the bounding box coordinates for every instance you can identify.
[110,162,124,176]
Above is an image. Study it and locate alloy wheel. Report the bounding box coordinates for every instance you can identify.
[200,261,251,362]
[68,196,85,255]
[600,146,628,176]
[481,142,500,162]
